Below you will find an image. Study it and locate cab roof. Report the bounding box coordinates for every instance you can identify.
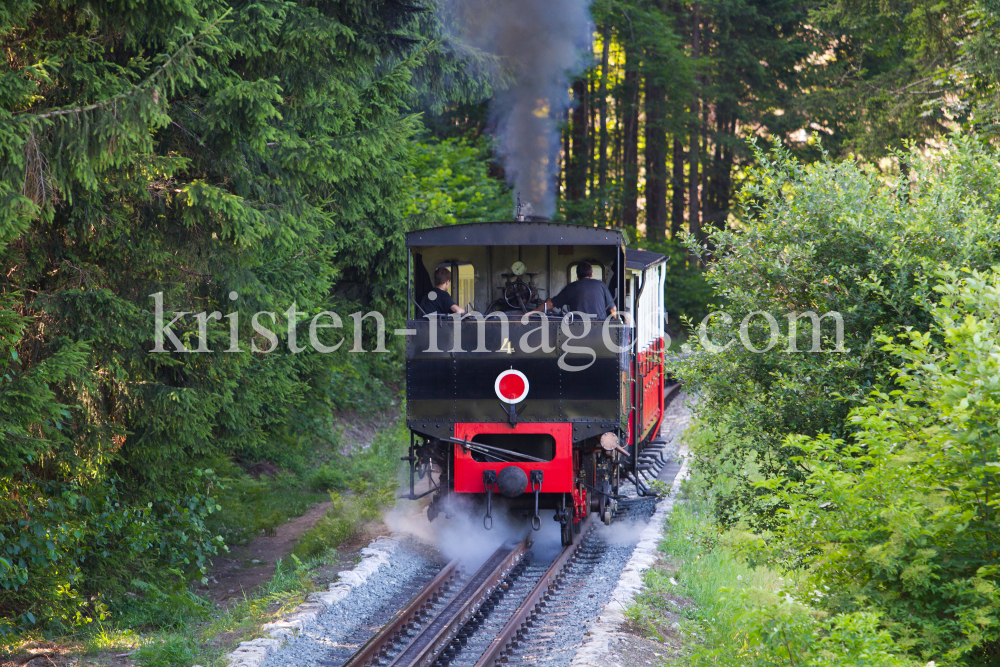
[406,221,624,247]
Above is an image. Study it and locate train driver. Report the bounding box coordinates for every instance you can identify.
[532,261,618,318]
[421,267,466,317]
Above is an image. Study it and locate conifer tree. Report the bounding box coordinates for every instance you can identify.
[0,0,443,631]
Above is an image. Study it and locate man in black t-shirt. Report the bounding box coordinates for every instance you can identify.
[420,267,466,317]
[532,262,617,318]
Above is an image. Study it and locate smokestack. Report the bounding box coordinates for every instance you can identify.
[443,0,592,217]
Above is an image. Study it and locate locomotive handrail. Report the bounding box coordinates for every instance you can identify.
[442,436,549,464]
[410,296,428,317]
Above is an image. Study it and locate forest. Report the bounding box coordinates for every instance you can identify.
[1,0,999,665]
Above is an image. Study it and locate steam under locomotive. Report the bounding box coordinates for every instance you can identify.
[403,220,667,545]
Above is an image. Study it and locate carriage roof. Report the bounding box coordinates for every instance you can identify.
[405,221,624,247]
[625,249,667,271]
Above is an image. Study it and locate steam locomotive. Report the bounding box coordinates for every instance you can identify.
[403,220,667,545]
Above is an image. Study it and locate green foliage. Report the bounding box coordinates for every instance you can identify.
[0,292,88,470]
[0,471,223,637]
[639,501,919,667]
[403,134,510,227]
[133,632,198,667]
[767,267,1000,664]
[961,1,1000,133]
[205,471,327,546]
[115,580,210,631]
[0,0,450,633]
[678,135,1000,526]
[806,0,972,157]
[293,493,368,560]
[309,465,353,494]
[297,423,405,558]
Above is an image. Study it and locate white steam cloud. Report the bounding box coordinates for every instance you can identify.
[386,495,562,569]
[444,0,592,216]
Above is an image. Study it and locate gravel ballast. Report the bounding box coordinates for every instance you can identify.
[255,543,437,667]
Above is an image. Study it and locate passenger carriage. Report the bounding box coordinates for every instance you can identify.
[403,221,667,545]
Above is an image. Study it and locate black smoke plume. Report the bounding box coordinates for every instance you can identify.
[443,0,592,217]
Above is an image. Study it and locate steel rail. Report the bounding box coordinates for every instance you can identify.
[472,518,591,667]
[384,537,530,667]
[341,559,459,667]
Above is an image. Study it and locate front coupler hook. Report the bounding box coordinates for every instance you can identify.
[530,470,543,531]
[483,470,497,530]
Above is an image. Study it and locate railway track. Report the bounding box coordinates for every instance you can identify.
[320,426,678,667]
[322,519,586,667]
[326,496,658,667]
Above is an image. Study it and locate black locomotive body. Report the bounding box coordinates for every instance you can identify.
[404,221,667,544]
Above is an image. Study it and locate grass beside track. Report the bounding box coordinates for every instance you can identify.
[627,494,920,667]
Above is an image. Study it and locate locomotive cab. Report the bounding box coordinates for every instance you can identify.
[403,222,666,544]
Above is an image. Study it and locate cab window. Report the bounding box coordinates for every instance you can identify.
[437,261,475,309]
[568,261,605,283]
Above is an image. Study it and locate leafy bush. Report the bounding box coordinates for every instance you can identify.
[403,134,511,227]
[0,471,223,638]
[766,267,1000,664]
[679,136,1000,526]
[296,424,404,558]
[309,464,353,493]
[644,501,919,667]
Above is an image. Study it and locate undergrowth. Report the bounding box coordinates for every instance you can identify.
[4,413,407,666]
[206,468,329,546]
[133,553,325,667]
[295,423,407,559]
[638,498,920,667]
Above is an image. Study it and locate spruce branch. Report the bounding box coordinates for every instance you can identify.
[14,10,232,123]
[264,113,422,147]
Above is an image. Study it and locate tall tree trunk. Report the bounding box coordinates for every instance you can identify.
[688,3,702,244]
[588,75,597,197]
[568,77,589,210]
[703,138,719,229]
[612,101,622,226]
[671,137,685,238]
[702,105,717,232]
[713,114,735,231]
[597,25,611,223]
[558,107,568,200]
[622,52,640,231]
[644,77,667,242]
